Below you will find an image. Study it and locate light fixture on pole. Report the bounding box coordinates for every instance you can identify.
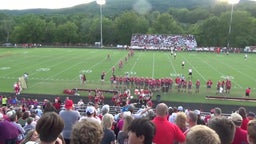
[96,0,106,48]
[227,0,240,49]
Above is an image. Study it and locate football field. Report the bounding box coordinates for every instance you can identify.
[0,48,255,106]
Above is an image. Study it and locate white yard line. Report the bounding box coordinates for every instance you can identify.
[129,52,142,73]
[166,53,177,74]
[152,53,155,78]
[195,54,243,89]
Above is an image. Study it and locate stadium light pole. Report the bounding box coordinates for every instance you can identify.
[96,0,106,48]
[227,0,240,49]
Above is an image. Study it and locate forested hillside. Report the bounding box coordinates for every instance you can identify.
[0,0,255,47]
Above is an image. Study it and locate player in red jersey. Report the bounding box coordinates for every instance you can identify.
[206,79,213,92]
[195,79,200,94]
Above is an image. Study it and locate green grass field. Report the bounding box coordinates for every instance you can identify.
[0,48,255,106]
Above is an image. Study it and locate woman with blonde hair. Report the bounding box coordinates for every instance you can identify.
[117,115,133,144]
[175,112,187,132]
[71,119,103,144]
[101,113,116,144]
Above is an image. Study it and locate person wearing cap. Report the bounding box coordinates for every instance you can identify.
[152,103,185,144]
[59,99,80,144]
[247,120,256,144]
[230,112,248,144]
[0,112,19,144]
[79,106,101,124]
[247,112,255,121]
[194,109,205,125]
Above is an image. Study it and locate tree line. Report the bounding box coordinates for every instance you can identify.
[0,2,256,48]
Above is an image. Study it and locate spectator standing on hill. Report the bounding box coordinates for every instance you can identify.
[152,103,185,144]
[59,99,80,144]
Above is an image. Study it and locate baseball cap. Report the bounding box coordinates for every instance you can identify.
[178,106,184,111]
[86,106,95,114]
[194,109,201,115]
[248,112,255,117]
[230,112,242,122]
[65,100,74,109]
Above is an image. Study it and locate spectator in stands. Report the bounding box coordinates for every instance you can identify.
[127,118,155,144]
[214,107,222,117]
[169,106,178,123]
[117,115,133,144]
[36,112,64,144]
[175,112,187,132]
[101,104,110,116]
[229,112,248,144]
[152,103,185,144]
[0,112,19,144]
[101,113,116,144]
[239,107,250,130]
[208,117,235,144]
[59,99,80,144]
[23,117,35,136]
[79,106,101,124]
[71,119,103,144]
[18,111,29,127]
[7,110,25,143]
[194,109,205,125]
[185,125,221,144]
[20,129,39,144]
[43,101,57,113]
[247,120,256,144]
[247,112,255,121]
[184,111,198,135]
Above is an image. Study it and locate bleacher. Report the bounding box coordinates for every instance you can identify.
[130,34,197,50]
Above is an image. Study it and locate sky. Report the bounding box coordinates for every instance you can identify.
[0,0,96,10]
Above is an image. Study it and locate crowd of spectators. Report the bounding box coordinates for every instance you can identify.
[130,34,197,50]
[1,95,256,144]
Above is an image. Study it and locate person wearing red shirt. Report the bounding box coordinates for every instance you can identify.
[245,87,251,97]
[239,107,250,130]
[230,113,248,144]
[152,103,185,144]
[206,79,213,92]
[195,79,200,93]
